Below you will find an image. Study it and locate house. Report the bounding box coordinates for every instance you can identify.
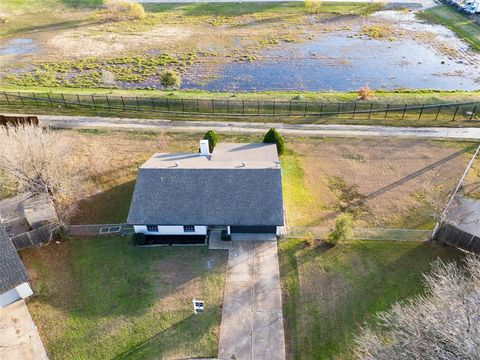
[127,140,284,242]
[0,225,33,308]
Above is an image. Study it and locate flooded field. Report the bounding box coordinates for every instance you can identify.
[183,11,480,91]
[1,7,479,91]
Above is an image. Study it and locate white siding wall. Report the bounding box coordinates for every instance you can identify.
[134,225,207,235]
[0,282,33,308]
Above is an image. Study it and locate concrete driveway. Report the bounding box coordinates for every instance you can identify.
[0,300,48,360]
[218,240,285,360]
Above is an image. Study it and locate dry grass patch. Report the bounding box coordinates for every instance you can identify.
[283,138,477,229]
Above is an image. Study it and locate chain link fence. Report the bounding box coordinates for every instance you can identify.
[287,226,432,242]
[1,91,479,122]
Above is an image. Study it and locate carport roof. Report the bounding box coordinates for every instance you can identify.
[0,225,29,293]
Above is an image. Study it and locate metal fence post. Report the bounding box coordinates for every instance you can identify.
[181,98,185,112]
[320,102,324,115]
[212,99,215,113]
[121,96,126,110]
[352,102,357,119]
[105,95,111,108]
[435,105,442,121]
[33,92,39,106]
[470,105,477,121]
[166,98,170,112]
[384,103,390,120]
[452,104,460,121]
[288,101,292,116]
[3,91,11,105]
[18,92,25,106]
[304,102,308,117]
[242,100,245,115]
[61,93,67,108]
[227,100,230,114]
[257,100,260,115]
[336,102,340,118]
[91,95,96,109]
[368,103,373,120]
[197,99,200,113]
[401,104,407,120]
[273,100,276,115]
[47,93,54,107]
[136,97,140,110]
[150,97,155,111]
[418,104,425,120]
[76,94,81,106]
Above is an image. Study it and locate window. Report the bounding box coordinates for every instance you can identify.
[146,225,158,232]
[183,225,195,233]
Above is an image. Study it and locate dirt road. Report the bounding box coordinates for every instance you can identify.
[30,114,480,140]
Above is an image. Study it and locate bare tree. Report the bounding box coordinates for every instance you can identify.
[0,125,81,223]
[355,256,480,360]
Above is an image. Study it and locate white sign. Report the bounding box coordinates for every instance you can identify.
[193,299,204,314]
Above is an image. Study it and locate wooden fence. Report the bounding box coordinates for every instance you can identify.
[1,91,479,122]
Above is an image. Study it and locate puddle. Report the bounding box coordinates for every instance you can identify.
[0,38,38,56]
[181,11,480,91]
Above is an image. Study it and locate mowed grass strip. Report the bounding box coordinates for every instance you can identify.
[418,6,480,51]
[279,239,465,360]
[22,236,227,360]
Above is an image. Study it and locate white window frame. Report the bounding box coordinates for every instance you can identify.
[183,225,195,233]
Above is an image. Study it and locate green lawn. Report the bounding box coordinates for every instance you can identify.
[418,6,480,51]
[23,236,227,360]
[279,239,465,360]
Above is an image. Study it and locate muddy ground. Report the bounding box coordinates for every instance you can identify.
[1,4,479,90]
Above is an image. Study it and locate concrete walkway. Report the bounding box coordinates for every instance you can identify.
[0,300,48,360]
[218,240,285,360]
[25,114,480,140]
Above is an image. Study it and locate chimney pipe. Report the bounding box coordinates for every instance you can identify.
[199,139,210,156]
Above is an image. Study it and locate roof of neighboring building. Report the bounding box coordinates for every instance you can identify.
[22,195,58,230]
[0,225,29,294]
[127,143,284,226]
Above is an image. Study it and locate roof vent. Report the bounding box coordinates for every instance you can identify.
[242,162,246,167]
[174,162,179,167]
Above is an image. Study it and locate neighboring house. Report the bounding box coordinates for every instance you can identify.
[127,140,284,240]
[0,225,33,308]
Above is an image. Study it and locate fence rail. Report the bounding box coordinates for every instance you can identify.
[286,227,432,242]
[1,91,479,122]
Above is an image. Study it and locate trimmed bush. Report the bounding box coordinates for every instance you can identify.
[203,130,219,152]
[159,70,181,89]
[132,233,146,246]
[357,84,373,100]
[103,0,145,21]
[326,213,353,246]
[263,128,286,156]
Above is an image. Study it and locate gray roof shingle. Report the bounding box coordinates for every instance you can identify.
[0,225,29,293]
[127,143,284,226]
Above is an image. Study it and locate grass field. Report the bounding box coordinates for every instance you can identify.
[279,238,465,360]
[22,236,227,360]
[418,6,480,51]
[64,130,478,230]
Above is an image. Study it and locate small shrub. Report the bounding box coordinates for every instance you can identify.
[357,85,372,100]
[305,0,323,14]
[203,130,219,152]
[326,213,354,246]
[303,231,315,248]
[132,233,146,246]
[263,128,286,156]
[103,0,145,21]
[159,70,181,89]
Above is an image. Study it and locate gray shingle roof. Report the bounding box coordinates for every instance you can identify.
[127,143,284,226]
[0,225,29,293]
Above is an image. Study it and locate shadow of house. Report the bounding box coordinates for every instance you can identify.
[71,181,136,225]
